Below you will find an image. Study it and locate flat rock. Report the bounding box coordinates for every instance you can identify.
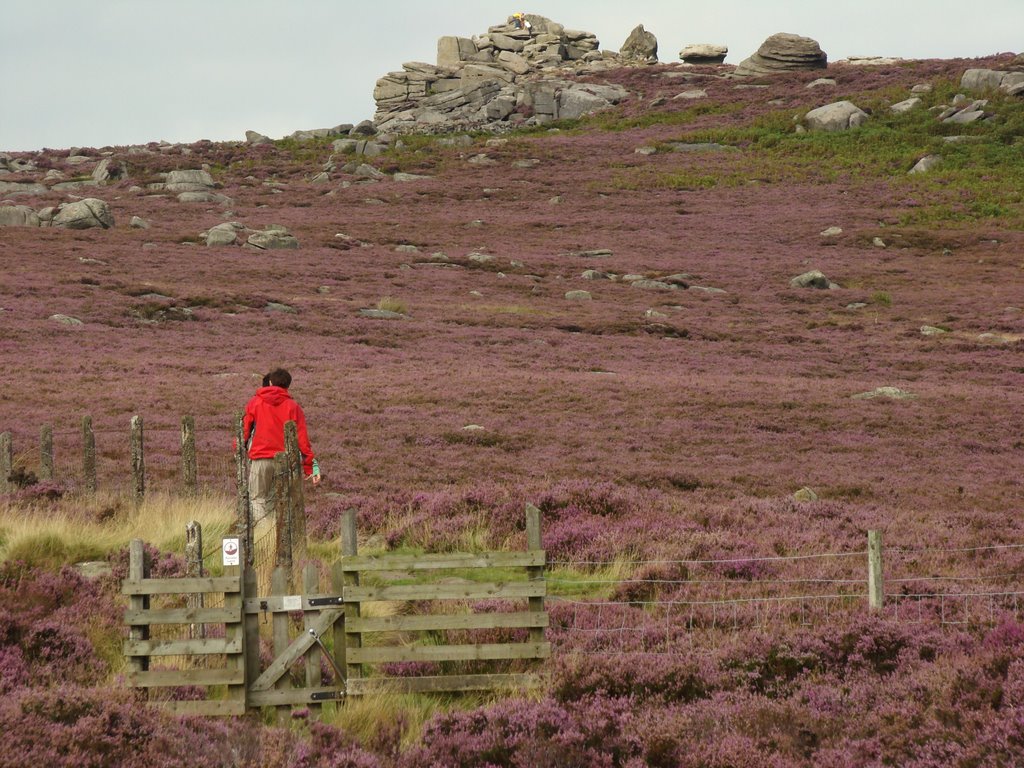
[852,387,916,400]
[565,290,593,300]
[790,270,839,289]
[165,169,215,193]
[909,155,942,174]
[246,229,299,250]
[679,44,727,64]
[49,314,83,325]
[0,205,40,227]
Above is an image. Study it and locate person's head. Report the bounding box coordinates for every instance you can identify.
[267,368,292,389]
[261,373,271,387]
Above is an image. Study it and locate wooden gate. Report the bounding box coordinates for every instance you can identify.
[121,505,548,713]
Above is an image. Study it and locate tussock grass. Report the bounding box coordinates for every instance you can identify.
[0,490,235,567]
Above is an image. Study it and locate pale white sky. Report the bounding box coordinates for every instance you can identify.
[2,0,1020,151]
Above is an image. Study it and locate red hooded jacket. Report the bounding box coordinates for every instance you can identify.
[242,386,315,475]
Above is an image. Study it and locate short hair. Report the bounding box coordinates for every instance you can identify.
[267,368,291,389]
[261,373,271,387]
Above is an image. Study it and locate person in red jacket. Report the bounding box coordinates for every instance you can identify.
[242,367,320,526]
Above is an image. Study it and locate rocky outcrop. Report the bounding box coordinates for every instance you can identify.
[733,33,827,77]
[373,15,634,136]
[679,44,728,64]
[620,24,658,62]
[961,68,1024,97]
[52,198,114,230]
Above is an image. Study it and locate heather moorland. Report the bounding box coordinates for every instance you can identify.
[1,52,1024,766]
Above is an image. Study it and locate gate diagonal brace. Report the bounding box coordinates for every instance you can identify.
[249,609,342,693]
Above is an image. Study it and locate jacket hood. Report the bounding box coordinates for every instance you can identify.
[256,385,291,406]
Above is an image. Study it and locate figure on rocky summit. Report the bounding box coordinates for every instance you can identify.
[511,12,532,31]
[241,367,321,534]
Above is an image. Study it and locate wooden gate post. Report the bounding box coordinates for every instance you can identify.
[303,563,323,720]
[39,425,54,482]
[0,432,11,494]
[82,416,96,495]
[181,416,197,496]
[129,415,144,506]
[868,530,884,612]
[271,567,292,724]
[128,539,150,682]
[225,538,247,712]
[284,421,307,561]
[339,508,361,687]
[234,413,252,563]
[526,503,545,643]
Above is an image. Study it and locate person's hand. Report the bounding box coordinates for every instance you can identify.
[310,474,322,486]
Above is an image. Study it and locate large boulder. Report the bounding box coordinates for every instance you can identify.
[679,44,728,64]
[733,33,827,77]
[165,169,215,193]
[52,198,114,229]
[437,36,478,68]
[246,227,299,250]
[0,180,46,196]
[0,205,40,227]
[804,101,869,131]
[620,24,658,61]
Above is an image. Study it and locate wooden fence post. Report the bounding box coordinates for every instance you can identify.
[284,421,307,561]
[340,508,361,687]
[0,432,11,494]
[128,539,150,682]
[181,415,197,496]
[130,415,144,506]
[39,425,54,482]
[274,452,292,581]
[185,521,205,640]
[243,564,260,692]
[234,412,252,563]
[82,416,96,495]
[526,503,545,644]
[868,530,884,613]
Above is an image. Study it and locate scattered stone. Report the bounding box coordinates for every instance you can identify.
[688,285,727,295]
[359,308,407,319]
[631,279,676,292]
[246,228,299,250]
[620,24,658,62]
[563,248,612,258]
[644,309,669,320]
[806,78,836,88]
[793,487,818,502]
[468,252,495,264]
[354,164,386,179]
[733,33,827,77]
[49,314,83,326]
[0,205,40,227]
[790,270,839,290]
[674,89,708,100]
[635,146,658,155]
[911,83,933,94]
[873,237,887,248]
[393,172,431,182]
[890,97,922,114]
[581,270,610,280]
[804,101,869,131]
[820,226,843,237]
[91,158,123,183]
[852,387,916,400]
[846,302,868,310]
[52,198,114,230]
[206,222,242,246]
[265,302,296,313]
[679,44,727,64]
[395,244,419,253]
[565,290,592,300]
[178,191,233,204]
[920,326,948,336]
[0,180,46,196]
[909,155,942,174]
[129,216,150,229]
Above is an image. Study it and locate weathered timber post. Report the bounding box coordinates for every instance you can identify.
[0,432,11,494]
[185,521,205,640]
[303,562,323,720]
[284,421,307,561]
[526,503,545,644]
[234,412,252,564]
[39,425,54,482]
[340,508,361,687]
[243,564,260,691]
[273,452,292,581]
[868,530,884,613]
[128,539,150,682]
[271,566,291,725]
[82,416,96,495]
[129,415,144,506]
[224,538,247,712]
[181,415,197,496]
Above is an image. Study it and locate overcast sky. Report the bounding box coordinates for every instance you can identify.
[2,0,1020,152]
